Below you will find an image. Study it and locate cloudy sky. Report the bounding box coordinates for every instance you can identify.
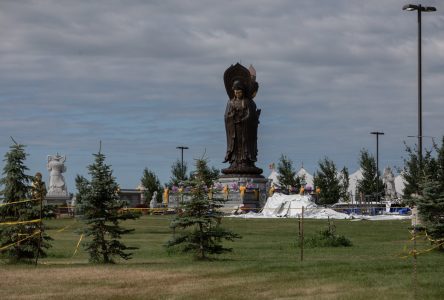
[1,0,443,191]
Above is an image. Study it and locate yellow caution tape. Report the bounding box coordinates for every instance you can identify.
[424,230,444,243]
[401,232,444,259]
[0,199,39,207]
[72,234,84,257]
[120,208,169,212]
[56,222,76,233]
[0,230,41,252]
[0,219,41,226]
[400,240,444,259]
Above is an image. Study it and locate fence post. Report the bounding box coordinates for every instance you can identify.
[301,206,304,262]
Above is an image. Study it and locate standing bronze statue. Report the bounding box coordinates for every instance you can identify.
[222,63,263,176]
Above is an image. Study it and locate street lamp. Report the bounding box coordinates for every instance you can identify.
[403,4,436,164]
[371,131,384,202]
[176,146,189,180]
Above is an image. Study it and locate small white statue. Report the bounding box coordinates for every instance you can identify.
[47,154,68,196]
[383,167,397,200]
[150,191,158,208]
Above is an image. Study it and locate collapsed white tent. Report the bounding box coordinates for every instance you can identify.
[261,193,351,219]
[229,193,411,220]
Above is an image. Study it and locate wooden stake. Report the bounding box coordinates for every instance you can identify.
[413,227,418,299]
[301,206,304,262]
[35,189,43,266]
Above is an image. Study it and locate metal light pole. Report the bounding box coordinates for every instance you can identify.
[371,131,384,202]
[176,146,189,180]
[403,4,436,164]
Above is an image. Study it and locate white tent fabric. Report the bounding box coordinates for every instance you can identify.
[348,168,363,196]
[296,167,314,187]
[261,193,351,219]
[229,193,410,220]
[267,167,314,188]
[267,166,404,200]
[262,193,316,217]
[267,169,279,187]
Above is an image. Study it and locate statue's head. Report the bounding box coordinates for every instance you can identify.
[232,80,245,99]
[232,80,245,91]
[34,172,42,180]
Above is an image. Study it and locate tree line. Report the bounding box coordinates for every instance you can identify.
[1,137,443,264]
[275,149,383,205]
[0,140,238,264]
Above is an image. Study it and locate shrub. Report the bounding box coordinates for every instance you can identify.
[303,220,352,248]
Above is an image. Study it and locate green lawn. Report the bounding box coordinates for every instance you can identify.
[1,216,443,299]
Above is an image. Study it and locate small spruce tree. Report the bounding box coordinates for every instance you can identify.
[357,149,384,202]
[277,154,300,194]
[313,157,341,205]
[169,159,188,187]
[78,147,139,263]
[402,143,436,205]
[140,168,162,205]
[339,167,350,203]
[30,172,53,263]
[417,137,444,244]
[166,157,241,259]
[0,139,50,262]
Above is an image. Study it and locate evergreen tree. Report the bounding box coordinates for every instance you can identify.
[417,137,444,243]
[30,172,53,263]
[74,175,89,206]
[189,165,220,187]
[313,157,341,205]
[402,143,436,204]
[78,148,139,263]
[357,149,384,202]
[277,154,300,194]
[169,159,188,187]
[0,140,50,262]
[140,168,162,204]
[166,157,241,259]
[339,167,350,203]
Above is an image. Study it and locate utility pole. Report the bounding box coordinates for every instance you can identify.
[370,132,384,202]
[176,146,189,181]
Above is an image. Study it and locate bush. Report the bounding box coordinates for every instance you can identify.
[303,220,352,248]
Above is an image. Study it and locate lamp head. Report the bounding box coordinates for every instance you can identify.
[403,4,418,11]
[403,4,436,12]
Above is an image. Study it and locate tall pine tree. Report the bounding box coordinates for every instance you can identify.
[0,139,50,262]
[30,172,52,264]
[169,159,188,187]
[140,168,162,205]
[78,147,139,263]
[166,157,240,259]
[402,142,436,204]
[339,167,350,203]
[357,149,384,202]
[313,157,341,205]
[277,154,300,194]
[417,137,444,244]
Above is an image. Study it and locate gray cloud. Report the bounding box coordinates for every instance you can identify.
[0,0,443,189]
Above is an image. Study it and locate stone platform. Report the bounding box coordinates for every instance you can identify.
[216,175,270,211]
[45,195,72,206]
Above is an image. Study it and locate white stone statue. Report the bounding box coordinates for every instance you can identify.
[383,167,397,200]
[150,191,158,208]
[47,154,68,196]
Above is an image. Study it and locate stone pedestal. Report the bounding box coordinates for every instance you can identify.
[45,195,72,206]
[216,175,270,211]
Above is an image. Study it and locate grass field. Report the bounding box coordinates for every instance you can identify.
[1,216,443,299]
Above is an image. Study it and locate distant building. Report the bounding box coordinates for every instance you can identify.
[119,189,144,207]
